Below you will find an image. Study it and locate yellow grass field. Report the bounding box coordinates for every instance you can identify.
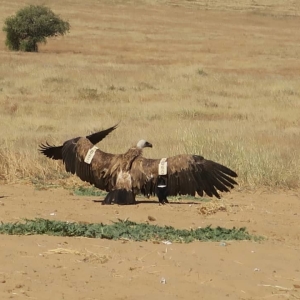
[1,2,300,300]
[0,0,300,190]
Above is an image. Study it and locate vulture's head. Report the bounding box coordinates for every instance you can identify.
[136,139,152,149]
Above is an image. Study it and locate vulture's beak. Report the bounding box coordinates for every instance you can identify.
[145,142,153,148]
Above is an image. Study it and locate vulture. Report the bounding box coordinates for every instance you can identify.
[39,125,238,205]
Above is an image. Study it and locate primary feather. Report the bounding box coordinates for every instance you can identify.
[39,124,118,161]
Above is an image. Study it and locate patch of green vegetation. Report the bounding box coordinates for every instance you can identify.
[72,186,108,197]
[32,180,62,191]
[78,87,99,100]
[168,195,210,202]
[0,219,261,243]
[107,84,126,91]
[197,68,208,76]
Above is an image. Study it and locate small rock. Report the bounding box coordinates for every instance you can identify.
[148,215,156,221]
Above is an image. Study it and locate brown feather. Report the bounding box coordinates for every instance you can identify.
[131,154,238,199]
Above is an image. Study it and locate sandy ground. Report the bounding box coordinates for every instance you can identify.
[0,184,299,300]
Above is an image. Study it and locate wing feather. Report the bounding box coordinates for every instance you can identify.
[86,124,118,145]
[205,171,229,193]
[131,154,238,199]
[212,171,235,189]
[38,124,118,162]
[62,139,79,174]
[39,125,119,192]
[60,137,118,191]
[39,142,63,160]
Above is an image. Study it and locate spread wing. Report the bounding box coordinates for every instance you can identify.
[131,155,238,199]
[39,128,121,192]
[39,124,118,160]
[61,138,119,191]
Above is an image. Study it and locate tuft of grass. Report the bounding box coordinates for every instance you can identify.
[168,195,210,202]
[0,218,260,243]
[73,186,108,197]
[33,181,62,191]
[197,69,208,76]
[78,87,100,100]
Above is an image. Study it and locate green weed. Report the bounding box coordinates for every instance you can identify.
[73,186,108,197]
[0,218,261,243]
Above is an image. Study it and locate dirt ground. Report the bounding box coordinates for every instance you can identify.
[0,184,299,300]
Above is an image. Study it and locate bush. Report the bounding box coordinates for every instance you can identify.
[3,5,70,52]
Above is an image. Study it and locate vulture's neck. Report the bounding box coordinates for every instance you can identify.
[121,147,143,170]
[124,146,143,158]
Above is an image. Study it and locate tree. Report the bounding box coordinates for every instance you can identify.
[3,5,70,52]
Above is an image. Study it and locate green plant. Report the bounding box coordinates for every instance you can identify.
[0,218,261,243]
[3,5,70,52]
[197,68,208,76]
[78,88,99,100]
[73,186,108,197]
[168,195,210,202]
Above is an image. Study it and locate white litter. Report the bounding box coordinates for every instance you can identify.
[160,277,166,284]
[162,241,172,245]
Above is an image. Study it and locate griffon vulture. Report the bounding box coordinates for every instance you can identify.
[39,125,238,205]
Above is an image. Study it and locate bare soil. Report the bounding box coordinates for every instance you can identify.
[0,184,299,300]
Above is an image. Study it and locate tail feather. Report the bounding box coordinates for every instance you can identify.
[102,189,136,205]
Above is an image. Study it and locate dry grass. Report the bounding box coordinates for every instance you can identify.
[0,0,300,190]
[44,248,110,264]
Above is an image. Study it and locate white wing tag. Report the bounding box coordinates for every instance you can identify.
[158,158,168,175]
[84,146,98,164]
